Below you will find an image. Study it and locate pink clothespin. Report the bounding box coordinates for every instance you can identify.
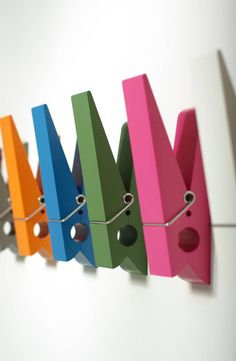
[123,74,211,284]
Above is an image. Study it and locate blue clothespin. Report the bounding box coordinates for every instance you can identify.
[31,105,95,266]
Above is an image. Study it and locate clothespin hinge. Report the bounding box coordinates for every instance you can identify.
[90,193,134,225]
[48,194,86,223]
[144,191,196,227]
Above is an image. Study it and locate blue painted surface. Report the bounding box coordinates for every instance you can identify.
[32,105,95,265]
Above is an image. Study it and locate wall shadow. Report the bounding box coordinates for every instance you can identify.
[129,272,149,287]
[15,255,26,263]
[46,259,58,268]
[82,265,98,277]
[218,51,236,174]
[190,230,216,297]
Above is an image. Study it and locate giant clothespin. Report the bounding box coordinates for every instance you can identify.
[32,105,95,265]
[0,149,17,254]
[0,116,52,257]
[123,75,211,283]
[71,92,147,274]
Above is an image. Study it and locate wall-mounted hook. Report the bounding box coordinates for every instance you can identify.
[0,116,52,257]
[71,92,147,274]
[32,105,95,265]
[123,75,211,283]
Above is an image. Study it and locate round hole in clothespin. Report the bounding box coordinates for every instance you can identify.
[33,222,49,238]
[38,195,45,205]
[184,191,195,204]
[117,225,137,247]
[71,223,88,243]
[123,193,134,204]
[178,228,199,252]
[76,195,86,205]
[3,221,15,236]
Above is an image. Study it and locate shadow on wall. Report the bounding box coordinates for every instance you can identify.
[46,259,58,268]
[191,229,216,297]
[15,255,26,263]
[129,272,149,287]
[82,265,98,277]
[218,51,236,175]
[191,51,236,297]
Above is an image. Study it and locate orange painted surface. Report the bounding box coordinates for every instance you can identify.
[0,115,52,257]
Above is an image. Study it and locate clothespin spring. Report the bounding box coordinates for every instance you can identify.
[0,197,45,222]
[90,193,134,225]
[11,194,86,224]
[212,224,236,228]
[0,204,12,219]
[144,191,196,227]
[48,195,86,223]
[14,196,46,221]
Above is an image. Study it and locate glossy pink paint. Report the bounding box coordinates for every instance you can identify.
[123,74,211,284]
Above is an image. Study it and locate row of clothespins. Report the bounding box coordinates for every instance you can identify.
[0,74,211,285]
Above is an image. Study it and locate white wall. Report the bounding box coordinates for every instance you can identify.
[0,1,235,360]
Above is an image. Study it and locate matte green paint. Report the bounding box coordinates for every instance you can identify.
[71,92,147,274]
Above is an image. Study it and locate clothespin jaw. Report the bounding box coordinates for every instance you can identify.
[0,116,52,257]
[72,144,96,266]
[71,91,147,274]
[123,75,211,284]
[117,123,147,273]
[32,105,95,265]
[0,149,17,253]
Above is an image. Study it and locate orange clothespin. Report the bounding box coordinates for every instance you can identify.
[0,115,52,257]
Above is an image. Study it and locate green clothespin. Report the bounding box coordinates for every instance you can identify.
[71,92,147,275]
